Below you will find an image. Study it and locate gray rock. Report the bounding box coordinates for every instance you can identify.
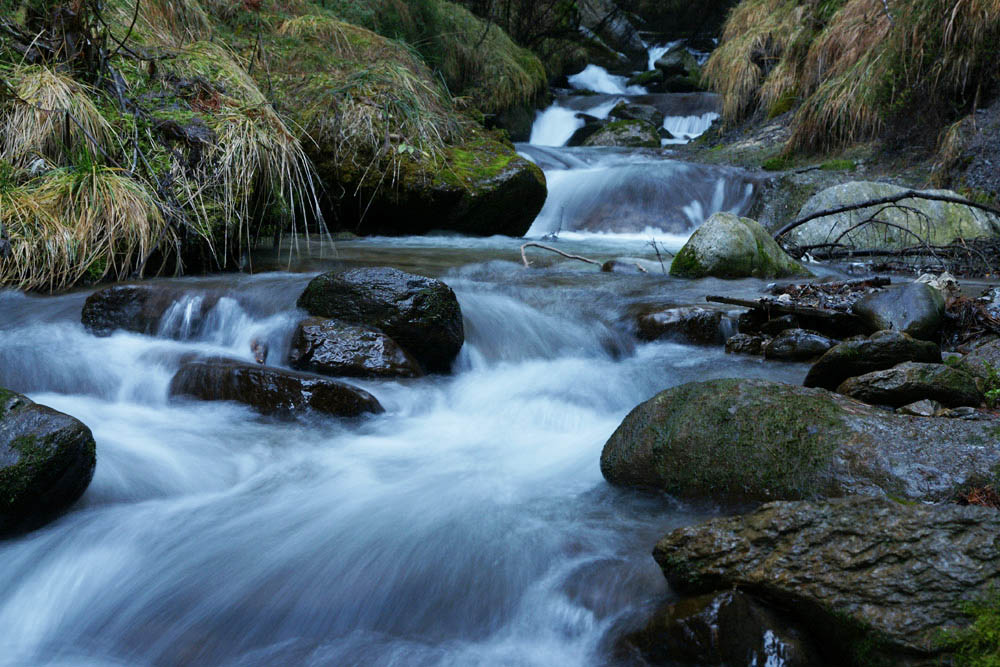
[837,361,982,408]
[169,357,383,418]
[610,101,665,128]
[653,497,1000,660]
[582,119,660,148]
[852,282,945,341]
[763,328,835,361]
[288,318,422,379]
[622,590,821,666]
[725,333,768,355]
[297,267,464,373]
[0,388,96,535]
[804,330,941,390]
[898,399,942,416]
[958,337,1000,380]
[653,44,699,78]
[670,212,811,279]
[600,377,1000,502]
[788,181,1000,250]
[636,307,722,344]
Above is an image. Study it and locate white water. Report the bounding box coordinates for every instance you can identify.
[567,65,646,96]
[645,41,682,71]
[0,265,806,666]
[529,99,620,147]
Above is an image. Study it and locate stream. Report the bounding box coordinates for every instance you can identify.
[0,48,814,666]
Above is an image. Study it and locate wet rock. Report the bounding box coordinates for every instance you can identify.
[661,75,702,93]
[636,307,722,344]
[787,181,1000,251]
[958,337,1000,380]
[82,285,218,337]
[724,333,768,355]
[626,69,663,89]
[763,329,835,361]
[0,388,96,535]
[600,377,1000,502]
[653,496,1000,661]
[804,330,941,390]
[622,590,822,666]
[609,101,665,128]
[654,44,699,78]
[169,357,383,418]
[582,119,660,148]
[758,313,798,335]
[600,258,664,274]
[288,318,422,379]
[837,361,982,408]
[566,114,606,147]
[669,212,810,279]
[852,282,945,341]
[898,399,942,417]
[297,267,464,373]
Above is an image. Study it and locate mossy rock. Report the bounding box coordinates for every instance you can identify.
[0,389,96,535]
[583,119,660,148]
[669,212,811,279]
[600,377,1000,502]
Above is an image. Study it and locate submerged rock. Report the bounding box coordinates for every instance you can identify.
[169,358,383,418]
[0,388,96,535]
[600,377,1000,502]
[622,590,821,666]
[804,330,941,390]
[669,212,810,279]
[297,267,464,373]
[852,282,945,341]
[636,307,722,344]
[81,285,218,337]
[763,328,835,361]
[837,361,982,408]
[582,119,660,148]
[653,497,1000,662]
[787,181,1000,250]
[288,318,422,379]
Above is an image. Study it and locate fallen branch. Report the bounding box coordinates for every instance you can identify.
[520,242,601,268]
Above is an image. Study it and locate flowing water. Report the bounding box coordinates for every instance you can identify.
[0,46,814,667]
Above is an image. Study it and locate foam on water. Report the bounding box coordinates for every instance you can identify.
[567,65,646,95]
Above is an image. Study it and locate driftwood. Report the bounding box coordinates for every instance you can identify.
[520,242,601,267]
[706,295,872,338]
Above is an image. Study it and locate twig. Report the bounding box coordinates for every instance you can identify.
[520,242,601,267]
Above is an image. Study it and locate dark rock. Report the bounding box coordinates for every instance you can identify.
[297,267,464,373]
[610,101,665,128]
[566,114,606,147]
[169,357,383,418]
[0,388,96,535]
[725,333,768,355]
[626,69,663,88]
[958,337,1000,380]
[852,282,945,341]
[759,313,798,335]
[600,377,1000,502]
[653,496,1000,661]
[661,75,702,93]
[82,285,218,337]
[837,361,982,408]
[654,44,698,77]
[288,318,422,379]
[636,307,722,344]
[804,330,941,390]
[623,590,822,666]
[250,339,268,365]
[763,328,835,361]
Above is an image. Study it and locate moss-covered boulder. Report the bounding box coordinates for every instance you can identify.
[804,330,941,390]
[788,182,1000,250]
[0,389,96,535]
[653,497,1000,662]
[669,212,811,279]
[837,361,982,408]
[582,119,660,148]
[297,267,464,373]
[600,377,1000,502]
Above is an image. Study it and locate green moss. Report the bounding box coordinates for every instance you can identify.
[820,159,856,171]
[668,245,703,278]
[762,156,793,171]
[937,587,1000,667]
[767,90,798,118]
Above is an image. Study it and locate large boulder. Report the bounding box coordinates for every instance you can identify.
[852,282,945,341]
[600,378,1000,502]
[837,361,982,408]
[288,318,422,379]
[653,497,1000,662]
[297,267,464,373]
[654,44,700,78]
[169,358,383,418]
[315,135,546,237]
[804,330,941,390]
[82,285,219,337]
[0,388,96,535]
[621,590,821,666]
[609,101,665,128]
[786,181,1000,250]
[636,307,722,344]
[669,212,811,279]
[582,119,660,148]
